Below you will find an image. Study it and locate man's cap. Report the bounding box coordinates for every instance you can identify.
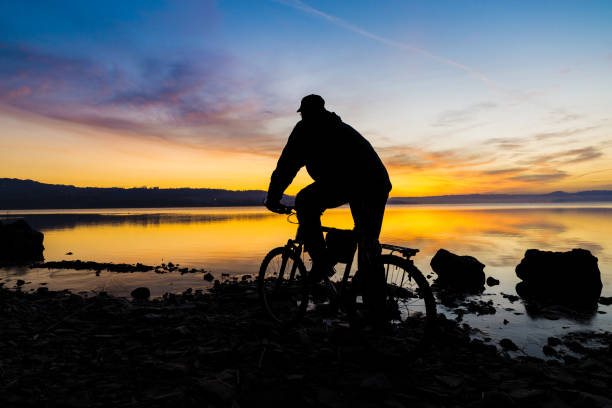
[297,94,325,112]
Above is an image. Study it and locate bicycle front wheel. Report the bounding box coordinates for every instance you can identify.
[382,254,437,324]
[258,246,308,325]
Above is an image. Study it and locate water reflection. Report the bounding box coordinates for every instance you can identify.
[1,211,274,231]
[2,205,610,294]
[2,205,611,356]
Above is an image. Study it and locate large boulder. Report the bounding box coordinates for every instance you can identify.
[130,287,151,300]
[515,248,602,306]
[0,219,44,263]
[430,249,485,291]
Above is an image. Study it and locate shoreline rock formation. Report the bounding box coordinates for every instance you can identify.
[0,219,44,264]
[515,248,602,306]
[430,248,486,291]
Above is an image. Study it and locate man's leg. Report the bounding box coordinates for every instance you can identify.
[350,191,389,323]
[295,182,348,277]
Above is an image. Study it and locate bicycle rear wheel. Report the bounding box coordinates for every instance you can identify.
[382,254,436,324]
[258,246,308,325]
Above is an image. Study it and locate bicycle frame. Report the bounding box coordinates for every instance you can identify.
[279,207,420,301]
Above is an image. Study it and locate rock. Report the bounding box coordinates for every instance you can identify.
[482,391,516,408]
[16,279,25,286]
[564,340,586,354]
[599,296,612,306]
[65,251,73,255]
[360,373,392,390]
[515,249,602,306]
[430,248,485,291]
[542,345,557,357]
[241,274,252,281]
[486,276,500,286]
[130,287,150,300]
[500,338,519,351]
[197,378,235,404]
[463,299,496,315]
[501,292,519,302]
[203,272,215,282]
[434,374,464,388]
[35,260,153,273]
[0,219,44,263]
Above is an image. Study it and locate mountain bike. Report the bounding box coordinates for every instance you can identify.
[257,206,436,329]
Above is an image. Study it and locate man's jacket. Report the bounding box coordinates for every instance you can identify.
[268,111,392,202]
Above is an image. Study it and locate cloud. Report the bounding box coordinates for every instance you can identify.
[379,145,495,171]
[534,126,599,141]
[0,43,286,152]
[522,146,603,166]
[548,108,584,123]
[482,167,527,175]
[432,102,497,128]
[510,171,568,182]
[485,137,525,150]
[484,125,601,153]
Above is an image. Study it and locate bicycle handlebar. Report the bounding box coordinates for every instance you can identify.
[264,200,294,215]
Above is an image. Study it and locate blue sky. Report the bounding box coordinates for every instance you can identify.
[1,0,611,194]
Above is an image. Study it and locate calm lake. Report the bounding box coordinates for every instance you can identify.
[2,204,611,355]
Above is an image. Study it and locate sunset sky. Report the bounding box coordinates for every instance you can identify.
[1,0,611,196]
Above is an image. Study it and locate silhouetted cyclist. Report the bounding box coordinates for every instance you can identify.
[265,94,392,325]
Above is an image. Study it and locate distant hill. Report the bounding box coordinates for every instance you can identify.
[1,178,612,210]
[0,179,271,209]
[388,191,612,205]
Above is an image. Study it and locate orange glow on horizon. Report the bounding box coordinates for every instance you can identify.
[1,106,611,196]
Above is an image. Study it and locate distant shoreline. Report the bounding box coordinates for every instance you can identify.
[2,178,612,210]
[3,202,612,214]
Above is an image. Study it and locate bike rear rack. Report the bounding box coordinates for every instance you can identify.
[381,244,419,259]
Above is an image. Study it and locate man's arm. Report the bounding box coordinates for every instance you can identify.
[267,124,305,204]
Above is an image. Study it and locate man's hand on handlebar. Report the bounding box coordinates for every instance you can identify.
[264,199,292,214]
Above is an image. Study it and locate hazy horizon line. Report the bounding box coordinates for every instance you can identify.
[3,177,612,198]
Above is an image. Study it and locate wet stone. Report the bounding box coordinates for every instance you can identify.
[501,292,520,302]
[430,248,485,291]
[130,287,151,300]
[500,338,519,351]
[542,345,557,357]
[486,276,500,286]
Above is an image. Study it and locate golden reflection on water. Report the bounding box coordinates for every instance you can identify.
[4,205,610,354]
[5,205,612,294]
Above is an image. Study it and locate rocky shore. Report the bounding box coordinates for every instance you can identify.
[1,281,611,408]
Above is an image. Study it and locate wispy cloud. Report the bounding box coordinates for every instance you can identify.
[482,167,527,175]
[484,125,602,152]
[510,171,568,183]
[534,125,599,141]
[522,146,603,166]
[274,0,497,89]
[379,145,496,171]
[0,43,286,152]
[432,102,497,128]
